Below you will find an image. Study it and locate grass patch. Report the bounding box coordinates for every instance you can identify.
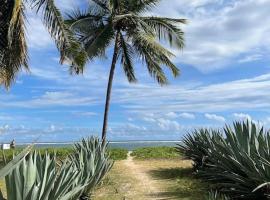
[0,147,128,164]
[149,166,208,199]
[131,146,180,159]
[93,159,207,200]
[108,148,128,160]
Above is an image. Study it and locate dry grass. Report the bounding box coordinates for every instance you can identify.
[93,159,207,200]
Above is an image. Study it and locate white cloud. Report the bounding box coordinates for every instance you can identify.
[142,117,156,123]
[151,0,270,71]
[117,73,270,113]
[157,118,181,131]
[205,113,226,122]
[238,54,263,63]
[166,112,178,118]
[179,113,196,119]
[233,113,252,121]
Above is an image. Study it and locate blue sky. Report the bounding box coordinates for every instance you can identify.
[1,0,270,142]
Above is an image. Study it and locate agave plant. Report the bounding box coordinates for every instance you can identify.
[177,129,221,170]
[69,137,113,199]
[178,121,270,199]
[1,137,112,200]
[206,191,229,200]
[2,151,86,200]
[0,145,33,197]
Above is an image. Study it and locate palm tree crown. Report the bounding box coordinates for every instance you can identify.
[66,0,186,84]
[66,0,186,142]
[0,0,87,88]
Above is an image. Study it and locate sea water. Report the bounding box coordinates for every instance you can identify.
[17,141,179,150]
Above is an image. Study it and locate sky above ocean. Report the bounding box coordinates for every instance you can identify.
[1,0,270,142]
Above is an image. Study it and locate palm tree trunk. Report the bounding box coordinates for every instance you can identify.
[101,32,120,145]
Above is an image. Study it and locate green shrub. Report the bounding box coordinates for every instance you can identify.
[1,146,127,165]
[177,121,270,199]
[108,148,128,160]
[131,146,179,159]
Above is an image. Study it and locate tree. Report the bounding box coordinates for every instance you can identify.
[66,0,186,144]
[0,0,87,88]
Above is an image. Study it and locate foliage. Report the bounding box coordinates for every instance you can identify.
[1,147,127,163]
[177,129,221,169]
[206,191,229,200]
[0,144,32,198]
[3,152,85,200]
[66,0,186,85]
[177,121,270,199]
[1,137,112,200]
[0,0,87,88]
[108,148,128,160]
[69,137,113,199]
[131,146,179,159]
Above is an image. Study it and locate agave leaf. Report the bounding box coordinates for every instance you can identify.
[0,144,33,178]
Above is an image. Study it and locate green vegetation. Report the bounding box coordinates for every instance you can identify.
[108,148,128,160]
[131,146,179,159]
[93,159,206,200]
[178,121,270,199]
[1,137,112,200]
[0,0,86,88]
[66,0,186,142]
[1,147,128,164]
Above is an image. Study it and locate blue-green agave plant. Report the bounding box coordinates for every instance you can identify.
[178,121,270,199]
[1,137,112,200]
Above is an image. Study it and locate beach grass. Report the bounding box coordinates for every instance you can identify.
[131,146,180,159]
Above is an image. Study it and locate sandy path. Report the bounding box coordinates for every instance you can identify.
[123,151,160,199]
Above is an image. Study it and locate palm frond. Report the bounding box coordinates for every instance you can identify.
[91,0,111,12]
[65,9,104,38]
[127,0,161,13]
[79,23,115,60]
[141,16,186,48]
[28,0,88,73]
[131,30,179,80]
[119,33,136,82]
[0,0,28,88]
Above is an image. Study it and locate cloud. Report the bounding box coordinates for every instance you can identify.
[166,112,178,118]
[179,113,196,119]
[151,0,270,71]
[205,113,226,122]
[157,118,181,131]
[233,113,252,121]
[117,73,270,114]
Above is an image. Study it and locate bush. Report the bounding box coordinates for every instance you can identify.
[1,147,127,165]
[108,148,128,160]
[177,121,270,199]
[131,146,179,159]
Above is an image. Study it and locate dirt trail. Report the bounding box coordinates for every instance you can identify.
[123,151,160,199]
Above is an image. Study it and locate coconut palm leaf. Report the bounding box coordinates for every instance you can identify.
[119,33,136,82]
[0,0,87,88]
[28,0,88,73]
[0,0,28,88]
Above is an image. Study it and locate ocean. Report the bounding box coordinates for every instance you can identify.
[16,141,179,150]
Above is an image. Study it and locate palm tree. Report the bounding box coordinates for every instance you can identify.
[66,0,186,144]
[0,0,87,88]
